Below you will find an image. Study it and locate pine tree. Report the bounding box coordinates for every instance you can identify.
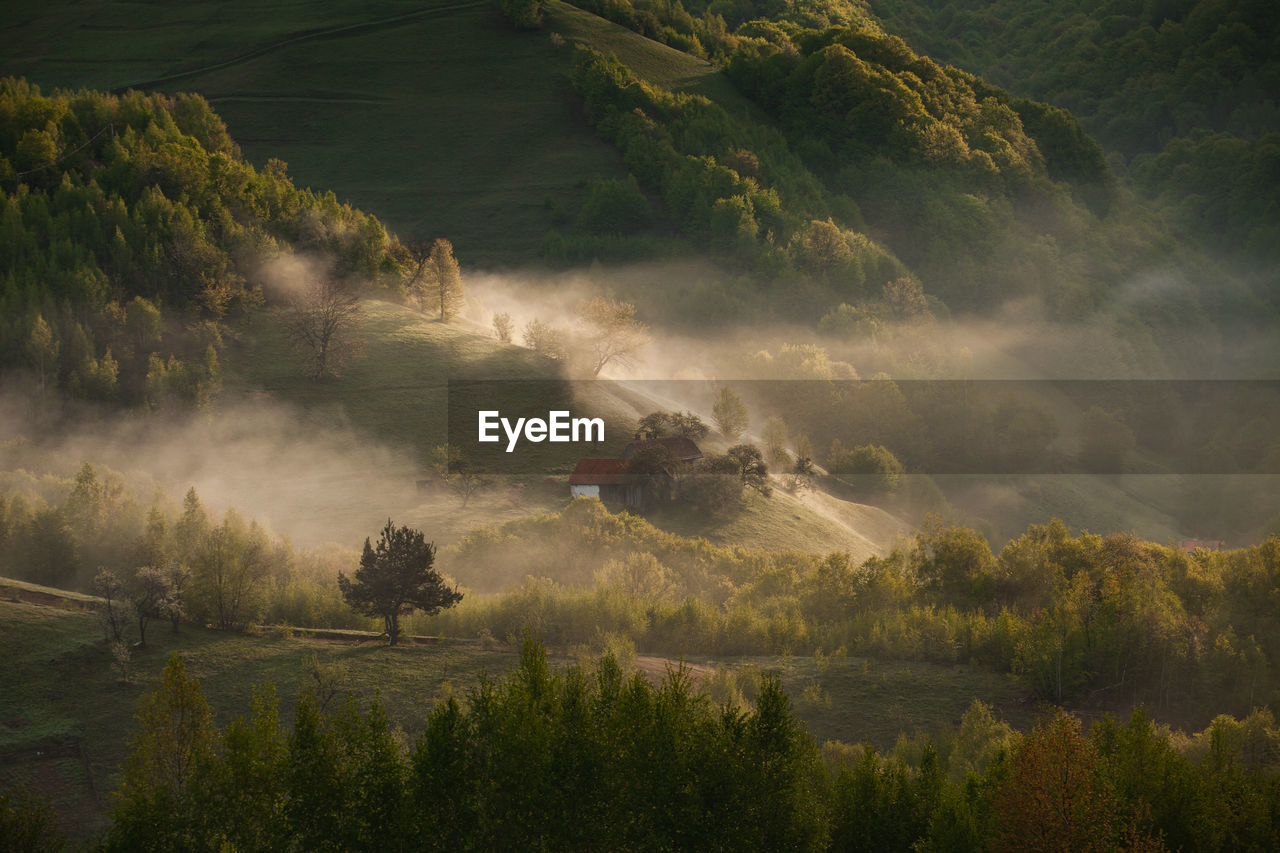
[337,520,462,645]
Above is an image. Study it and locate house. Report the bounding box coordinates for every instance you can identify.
[569,436,703,508]
[569,458,643,508]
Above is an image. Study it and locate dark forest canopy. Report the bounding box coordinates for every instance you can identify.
[96,642,1280,852]
[553,0,1271,322]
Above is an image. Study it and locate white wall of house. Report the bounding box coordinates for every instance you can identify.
[570,484,600,499]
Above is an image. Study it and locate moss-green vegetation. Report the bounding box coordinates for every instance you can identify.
[432,499,1280,726]
[227,299,558,455]
[0,593,1032,843]
[0,597,516,840]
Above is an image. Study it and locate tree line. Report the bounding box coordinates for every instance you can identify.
[434,498,1280,721]
[82,639,1280,851]
[4,450,1278,722]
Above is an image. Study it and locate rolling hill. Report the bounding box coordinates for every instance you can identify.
[0,0,748,266]
[224,297,909,554]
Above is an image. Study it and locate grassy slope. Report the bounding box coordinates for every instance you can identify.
[648,486,901,561]
[229,298,907,554]
[0,595,1031,840]
[0,0,760,268]
[546,1,761,111]
[0,0,633,265]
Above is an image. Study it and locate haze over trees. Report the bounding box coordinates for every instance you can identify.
[1,2,1278,846]
[575,296,651,376]
[873,0,1280,271]
[492,311,514,343]
[712,386,750,440]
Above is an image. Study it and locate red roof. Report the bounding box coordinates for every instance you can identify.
[569,458,630,486]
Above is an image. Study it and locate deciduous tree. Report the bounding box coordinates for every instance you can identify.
[283,277,364,380]
[762,416,791,467]
[427,445,486,508]
[427,238,463,322]
[576,297,650,376]
[107,654,218,851]
[712,387,749,440]
[131,565,174,647]
[728,443,771,496]
[94,568,128,644]
[492,312,513,343]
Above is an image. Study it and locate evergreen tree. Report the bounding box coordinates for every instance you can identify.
[338,520,462,645]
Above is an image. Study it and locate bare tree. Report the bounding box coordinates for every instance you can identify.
[576,297,650,376]
[283,277,364,379]
[131,565,174,647]
[428,444,486,508]
[93,568,127,643]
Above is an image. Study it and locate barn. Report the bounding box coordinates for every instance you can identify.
[569,437,703,509]
[568,458,643,508]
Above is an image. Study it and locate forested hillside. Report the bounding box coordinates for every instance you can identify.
[872,0,1280,276]
[0,80,397,406]
[1,0,1278,847]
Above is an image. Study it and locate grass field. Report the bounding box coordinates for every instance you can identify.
[0,0,757,266]
[0,594,1033,842]
[647,486,902,562]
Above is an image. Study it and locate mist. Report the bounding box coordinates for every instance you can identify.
[0,388,420,550]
